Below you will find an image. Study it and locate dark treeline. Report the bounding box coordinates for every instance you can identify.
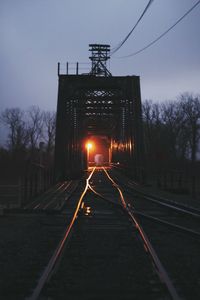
[143,92,200,166]
[142,92,200,197]
[0,106,56,201]
[0,92,200,198]
[0,106,55,161]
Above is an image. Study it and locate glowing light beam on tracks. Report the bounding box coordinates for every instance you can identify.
[28,167,96,300]
[102,167,181,300]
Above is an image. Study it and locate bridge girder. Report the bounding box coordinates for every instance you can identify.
[54,74,144,181]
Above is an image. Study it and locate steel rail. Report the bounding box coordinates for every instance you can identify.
[89,182,200,238]
[128,180,200,218]
[88,183,121,208]
[143,195,200,218]
[35,182,71,210]
[28,180,75,210]
[134,210,200,238]
[127,210,181,300]
[23,182,64,209]
[28,167,96,300]
[112,169,200,218]
[92,169,200,237]
[42,181,73,209]
[102,167,181,300]
[55,180,80,211]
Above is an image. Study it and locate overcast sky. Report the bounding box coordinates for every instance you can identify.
[0,0,200,114]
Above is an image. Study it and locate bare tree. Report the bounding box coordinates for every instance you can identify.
[142,100,154,157]
[26,106,44,151]
[160,100,188,161]
[43,111,56,154]
[179,93,200,164]
[142,100,164,163]
[0,108,28,152]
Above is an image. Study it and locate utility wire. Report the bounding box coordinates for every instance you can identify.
[118,0,200,58]
[111,0,154,55]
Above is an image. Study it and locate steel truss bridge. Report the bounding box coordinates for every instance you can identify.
[54,44,144,181]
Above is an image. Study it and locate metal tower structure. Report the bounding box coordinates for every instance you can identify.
[54,44,144,181]
[89,44,111,77]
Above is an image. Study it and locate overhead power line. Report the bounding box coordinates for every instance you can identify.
[118,0,200,58]
[111,0,154,55]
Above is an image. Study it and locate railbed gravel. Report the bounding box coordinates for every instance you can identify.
[137,217,200,300]
[0,213,69,300]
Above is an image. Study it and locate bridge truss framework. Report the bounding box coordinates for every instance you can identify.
[54,45,144,181]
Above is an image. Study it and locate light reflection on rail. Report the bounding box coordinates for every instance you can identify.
[29,166,181,300]
[28,167,96,300]
[101,166,181,300]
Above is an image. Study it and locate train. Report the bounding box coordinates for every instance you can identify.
[94,154,104,166]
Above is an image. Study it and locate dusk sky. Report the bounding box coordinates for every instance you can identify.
[0,0,200,114]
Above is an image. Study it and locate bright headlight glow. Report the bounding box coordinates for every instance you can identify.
[86,142,93,150]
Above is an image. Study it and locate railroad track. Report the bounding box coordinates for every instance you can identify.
[109,168,200,237]
[28,167,181,300]
[107,167,200,299]
[24,180,79,211]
